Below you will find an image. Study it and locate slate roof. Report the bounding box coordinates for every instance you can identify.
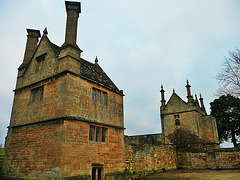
[19,33,120,93]
[49,41,120,92]
[79,59,119,91]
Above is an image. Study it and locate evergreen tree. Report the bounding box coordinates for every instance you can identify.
[210,94,240,147]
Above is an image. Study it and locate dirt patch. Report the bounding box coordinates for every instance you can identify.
[144,169,240,180]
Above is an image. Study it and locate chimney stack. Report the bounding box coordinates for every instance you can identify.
[20,29,41,69]
[63,1,81,47]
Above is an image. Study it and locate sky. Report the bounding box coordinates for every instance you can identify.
[1,0,240,147]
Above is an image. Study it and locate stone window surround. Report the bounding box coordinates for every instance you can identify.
[174,114,180,126]
[89,125,107,143]
[30,86,44,103]
[36,53,47,71]
[92,88,107,105]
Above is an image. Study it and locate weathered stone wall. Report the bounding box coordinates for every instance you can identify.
[125,144,177,176]
[201,115,219,145]
[125,133,164,145]
[64,73,124,127]
[177,148,240,169]
[3,119,126,179]
[12,73,123,129]
[163,111,202,141]
[3,120,63,178]
[61,120,126,178]
[16,35,60,89]
[161,93,219,146]
[11,75,67,127]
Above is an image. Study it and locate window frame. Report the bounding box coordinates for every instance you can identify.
[96,127,101,142]
[89,125,95,141]
[174,114,180,126]
[89,125,107,143]
[97,91,101,104]
[102,128,107,142]
[31,86,44,103]
[92,88,107,105]
[36,53,47,71]
[92,88,97,102]
[102,92,106,105]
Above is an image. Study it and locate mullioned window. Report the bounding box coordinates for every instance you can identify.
[89,125,107,143]
[31,86,44,103]
[92,88,107,105]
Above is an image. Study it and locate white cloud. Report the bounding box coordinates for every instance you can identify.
[1,0,240,145]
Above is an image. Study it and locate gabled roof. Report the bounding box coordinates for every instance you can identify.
[46,38,120,91]
[79,59,119,91]
[19,34,120,92]
[162,92,187,112]
[18,34,59,71]
[49,41,60,55]
[166,92,187,106]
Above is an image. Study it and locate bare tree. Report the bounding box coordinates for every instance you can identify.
[216,48,240,98]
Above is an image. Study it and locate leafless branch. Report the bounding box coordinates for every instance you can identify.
[215,49,240,98]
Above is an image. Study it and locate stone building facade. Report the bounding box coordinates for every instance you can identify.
[3,1,223,179]
[160,81,219,147]
[4,1,125,179]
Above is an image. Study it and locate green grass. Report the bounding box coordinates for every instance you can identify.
[136,178,181,180]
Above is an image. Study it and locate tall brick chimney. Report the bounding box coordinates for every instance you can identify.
[62,1,81,49]
[20,29,41,69]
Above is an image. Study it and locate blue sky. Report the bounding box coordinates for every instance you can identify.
[1,0,240,147]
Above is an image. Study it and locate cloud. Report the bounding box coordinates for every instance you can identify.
[1,0,240,148]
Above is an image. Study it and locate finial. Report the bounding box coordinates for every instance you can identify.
[43,27,48,36]
[173,88,175,93]
[185,79,192,103]
[160,84,166,107]
[95,56,98,64]
[160,85,165,94]
[199,93,206,114]
[185,79,191,88]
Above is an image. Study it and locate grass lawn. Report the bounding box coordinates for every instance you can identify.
[136,178,180,180]
[142,169,240,180]
[136,178,181,180]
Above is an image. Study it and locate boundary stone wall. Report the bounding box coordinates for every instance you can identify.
[124,134,164,145]
[125,144,177,175]
[177,148,240,169]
